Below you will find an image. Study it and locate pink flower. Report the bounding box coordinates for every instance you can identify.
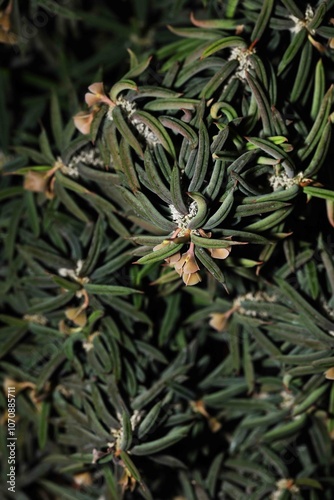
[73,110,95,135]
[73,82,114,136]
[85,82,114,108]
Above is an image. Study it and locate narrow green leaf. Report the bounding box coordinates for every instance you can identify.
[242,332,255,392]
[245,73,276,136]
[79,217,104,277]
[242,184,300,204]
[236,200,291,217]
[188,121,210,192]
[109,79,138,102]
[201,36,247,59]
[203,188,235,230]
[144,149,172,204]
[167,24,223,40]
[204,159,226,201]
[245,324,282,357]
[206,452,224,497]
[244,206,293,231]
[103,465,118,499]
[290,41,313,103]
[251,0,274,40]
[187,192,208,229]
[37,0,81,19]
[159,293,181,346]
[303,186,334,202]
[51,92,64,151]
[275,277,334,332]
[130,235,166,247]
[175,58,226,88]
[135,340,168,364]
[298,86,333,161]
[0,327,28,359]
[311,59,325,120]
[112,105,144,158]
[292,384,328,416]
[120,411,133,451]
[131,426,190,455]
[203,382,248,408]
[144,98,199,112]
[54,182,90,223]
[225,459,275,482]
[84,284,142,295]
[277,29,307,75]
[191,233,245,249]
[262,414,307,442]
[38,480,93,500]
[36,351,67,392]
[281,0,303,18]
[200,60,238,99]
[135,242,183,265]
[51,276,81,292]
[38,401,51,450]
[170,164,188,215]
[307,1,327,31]
[135,191,177,232]
[138,402,162,439]
[119,137,140,192]
[39,127,56,164]
[303,120,332,177]
[14,147,50,165]
[55,170,90,194]
[119,451,142,482]
[195,246,227,287]
[159,116,198,148]
[132,110,175,158]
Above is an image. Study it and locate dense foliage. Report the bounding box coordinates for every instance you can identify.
[1,1,334,499]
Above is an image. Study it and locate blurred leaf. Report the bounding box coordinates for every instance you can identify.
[131,425,191,456]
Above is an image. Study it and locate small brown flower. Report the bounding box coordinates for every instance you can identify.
[308,34,326,53]
[65,306,87,327]
[174,243,202,285]
[174,251,200,275]
[209,306,238,332]
[23,170,49,193]
[3,377,35,395]
[119,468,137,493]
[325,367,334,380]
[209,312,229,332]
[0,0,17,45]
[23,170,55,199]
[165,251,182,265]
[209,247,231,259]
[182,271,202,286]
[190,400,222,433]
[73,472,93,487]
